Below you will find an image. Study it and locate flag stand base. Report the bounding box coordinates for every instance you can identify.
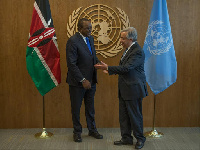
[35,128,53,139]
[144,129,163,138]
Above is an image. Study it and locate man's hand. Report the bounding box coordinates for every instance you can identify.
[82,79,91,89]
[94,61,108,70]
[103,70,108,74]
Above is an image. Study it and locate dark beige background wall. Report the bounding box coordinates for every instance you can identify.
[0,0,199,128]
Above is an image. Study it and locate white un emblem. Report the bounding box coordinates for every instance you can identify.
[144,20,173,55]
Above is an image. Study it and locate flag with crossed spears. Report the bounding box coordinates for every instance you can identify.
[26,0,61,96]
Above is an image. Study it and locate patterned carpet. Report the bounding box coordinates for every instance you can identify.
[0,128,199,150]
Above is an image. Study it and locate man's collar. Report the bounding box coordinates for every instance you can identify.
[79,32,87,44]
[79,32,85,39]
[127,41,137,50]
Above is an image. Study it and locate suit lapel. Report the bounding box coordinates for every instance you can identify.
[120,42,138,64]
[77,33,93,56]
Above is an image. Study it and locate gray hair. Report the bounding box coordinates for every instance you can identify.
[121,27,137,41]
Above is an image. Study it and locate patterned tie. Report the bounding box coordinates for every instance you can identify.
[86,37,92,55]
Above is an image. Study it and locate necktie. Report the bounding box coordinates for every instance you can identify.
[86,37,92,55]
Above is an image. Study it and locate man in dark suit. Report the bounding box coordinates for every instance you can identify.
[66,18,103,142]
[94,27,148,149]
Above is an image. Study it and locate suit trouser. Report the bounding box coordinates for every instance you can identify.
[69,84,97,134]
[119,93,146,142]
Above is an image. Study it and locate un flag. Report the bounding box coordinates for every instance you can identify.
[143,0,177,95]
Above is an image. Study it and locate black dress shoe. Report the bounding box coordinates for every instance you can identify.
[114,140,133,145]
[88,131,103,139]
[73,134,82,142]
[135,141,144,149]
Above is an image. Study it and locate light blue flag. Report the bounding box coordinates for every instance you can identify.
[143,0,177,95]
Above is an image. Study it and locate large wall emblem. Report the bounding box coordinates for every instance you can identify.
[67,4,130,58]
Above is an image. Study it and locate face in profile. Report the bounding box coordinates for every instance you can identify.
[120,32,132,49]
[80,21,92,37]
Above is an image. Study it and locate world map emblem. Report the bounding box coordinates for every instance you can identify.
[144,20,173,55]
[67,4,130,58]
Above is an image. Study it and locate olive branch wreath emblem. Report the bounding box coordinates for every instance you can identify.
[144,20,172,55]
[67,6,130,58]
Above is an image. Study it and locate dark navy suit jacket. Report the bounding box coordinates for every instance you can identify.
[66,32,99,87]
[108,42,148,100]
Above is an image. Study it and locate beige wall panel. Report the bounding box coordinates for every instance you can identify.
[0,0,199,128]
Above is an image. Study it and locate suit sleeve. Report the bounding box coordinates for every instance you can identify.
[95,56,100,64]
[66,39,84,82]
[108,49,144,75]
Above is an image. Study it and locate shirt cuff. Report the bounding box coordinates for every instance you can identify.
[80,78,86,83]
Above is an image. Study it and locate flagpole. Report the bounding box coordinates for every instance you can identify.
[144,94,163,138]
[35,96,53,139]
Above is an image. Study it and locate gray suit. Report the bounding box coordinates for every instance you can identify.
[66,32,99,134]
[108,42,148,142]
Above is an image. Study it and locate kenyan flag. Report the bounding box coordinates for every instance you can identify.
[26,0,61,96]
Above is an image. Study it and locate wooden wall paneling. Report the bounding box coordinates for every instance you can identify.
[0,0,43,128]
[154,0,200,127]
[0,0,199,128]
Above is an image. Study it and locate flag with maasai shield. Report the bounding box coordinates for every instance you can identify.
[26,0,61,96]
[143,0,177,95]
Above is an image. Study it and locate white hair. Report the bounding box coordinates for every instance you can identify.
[121,27,137,41]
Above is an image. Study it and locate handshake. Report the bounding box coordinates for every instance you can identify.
[94,61,109,74]
[83,61,109,90]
